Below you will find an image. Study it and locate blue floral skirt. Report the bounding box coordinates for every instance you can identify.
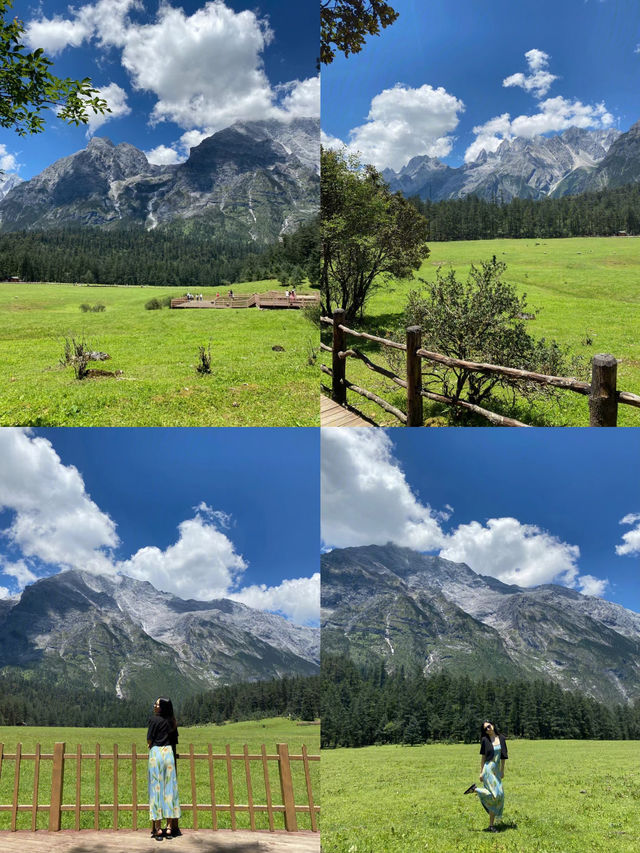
[476,758,504,819]
[148,745,181,820]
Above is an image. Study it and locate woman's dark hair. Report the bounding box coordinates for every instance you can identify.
[480,720,500,739]
[157,697,175,720]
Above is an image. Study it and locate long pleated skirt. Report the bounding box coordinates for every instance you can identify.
[148,745,181,820]
[475,752,504,819]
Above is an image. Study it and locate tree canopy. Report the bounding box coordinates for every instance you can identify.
[320,1,399,64]
[321,147,429,322]
[0,0,107,135]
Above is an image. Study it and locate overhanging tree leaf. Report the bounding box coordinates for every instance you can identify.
[320,1,399,64]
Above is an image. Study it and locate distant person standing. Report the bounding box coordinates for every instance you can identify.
[464,720,508,832]
[147,697,181,840]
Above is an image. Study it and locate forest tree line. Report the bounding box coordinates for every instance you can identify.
[0,218,320,287]
[408,183,640,241]
[0,672,320,728]
[321,655,640,749]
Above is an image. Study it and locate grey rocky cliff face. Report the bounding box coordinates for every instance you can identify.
[383,126,624,202]
[0,570,319,700]
[322,544,640,704]
[0,118,319,241]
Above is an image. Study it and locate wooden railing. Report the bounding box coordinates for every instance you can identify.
[0,742,319,833]
[321,310,640,426]
[170,292,320,310]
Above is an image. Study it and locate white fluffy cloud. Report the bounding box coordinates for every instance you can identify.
[340,84,464,171]
[0,144,18,173]
[616,513,640,556]
[231,574,320,625]
[465,49,614,162]
[25,1,318,155]
[503,49,558,98]
[85,83,131,134]
[117,505,247,600]
[440,517,581,587]
[321,429,447,551]
[0,429,118,573]
[0,432,314,623]
[322,429,608,594]
[145,145,183,166]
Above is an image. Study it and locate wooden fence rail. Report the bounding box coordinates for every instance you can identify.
[0,742,319,833]
[321,310,640,426]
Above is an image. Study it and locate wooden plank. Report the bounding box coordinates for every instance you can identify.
[226,745,236,830]
[11,742,21,832]
[75,745,82,830]
[320,395,373,428]
[94,744,100,830]
[190,744,198,830]
[207,744,217,830]
[131,744,137,831]
[276,744,297,832]
[301,745,317,833]
[48,742,65,832]
[243,745,255,831]
[113,743,118,830]
[30,743,40,831]
[261,744,275,832]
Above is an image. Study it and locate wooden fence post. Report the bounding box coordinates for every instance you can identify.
[277,743,297,832]
[332,309,347,406]
[48,742,65,831]
[406,326,423,426]
[589,354,618,426]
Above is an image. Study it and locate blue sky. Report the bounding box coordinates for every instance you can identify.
[0,428,320,625]
[322,428,640,612]
[322,0,640,170]
[1,0,319,179]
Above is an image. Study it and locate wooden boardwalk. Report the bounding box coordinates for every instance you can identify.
[0,829,320,852]
[320,395,375,427]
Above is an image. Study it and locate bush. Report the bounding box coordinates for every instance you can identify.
[61,336,92,379]
[196,342,212,374]
[400,257,586,411]
[145,298,162,310]
[302,300,322,327]
[91,302,106,312]
[79,303,91,312]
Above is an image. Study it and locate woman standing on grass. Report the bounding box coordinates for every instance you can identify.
[465,720,508,832]
[147,697,181,841]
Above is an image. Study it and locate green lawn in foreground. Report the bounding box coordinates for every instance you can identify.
[0,718,320,831]
[325,237,640,426]
[322,740,639,852]
[0,280,320,426]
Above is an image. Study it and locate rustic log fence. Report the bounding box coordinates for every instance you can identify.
[0,742,319,833]
[321,310,640,426]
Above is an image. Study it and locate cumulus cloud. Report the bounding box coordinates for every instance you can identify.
[440,517,581,587]
[117,506,247,600]
[465,49,614,162]
[0,144,19,173]
[145,144,183,166]
[0,429,118,574]
[341,84,464,171]
[503,49,558,98]
[578,574,609,597]
[85,83,131,134]
[616,513,640,556]
[0,430,315,623]
[275,76,320,120]
[231,573,320,625]
[321,429,447,550]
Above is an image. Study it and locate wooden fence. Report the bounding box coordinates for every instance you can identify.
[0,742,319,833]
[321,309,640,426]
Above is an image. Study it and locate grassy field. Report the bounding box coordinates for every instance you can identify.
[0,280,319,426]
[0,718,320,832]
[321,740,639,853]
[325,237,640,426]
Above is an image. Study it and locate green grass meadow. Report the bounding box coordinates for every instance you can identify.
[0,718,319,831]
[328,236,640,426]
[0,280,319,426]
[322,740,639,853]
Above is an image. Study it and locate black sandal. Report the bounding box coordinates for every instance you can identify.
[463,783,477,794]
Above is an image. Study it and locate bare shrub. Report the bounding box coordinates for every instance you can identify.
[196,342,212,374]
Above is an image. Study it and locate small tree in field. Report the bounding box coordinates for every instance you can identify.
[403,257,585,410]
[321,147,429,323]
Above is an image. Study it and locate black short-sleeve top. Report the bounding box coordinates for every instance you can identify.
[147,715,172,747]
[480,734,508,762]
